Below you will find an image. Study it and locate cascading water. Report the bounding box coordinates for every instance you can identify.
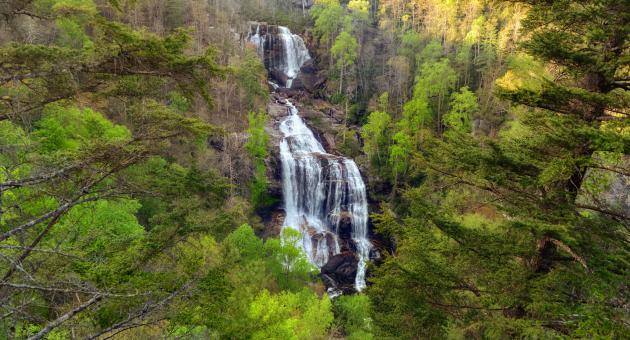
[279,101,370,291]
[248,23,266,58]
[276,26,310,88]
[248,23,370,291]
[247,23,311,88]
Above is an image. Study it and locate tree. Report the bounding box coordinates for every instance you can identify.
[368,0,630,338]
[245,111,271,209]
[347,0,370,23]
[416,58,458,133]
[0,0,225,336]
[388,131,413,186]
[333,294,373,339]
[248,289,333,340]
[444,86,478,133]
[264,229,316,291]
[331,31,359,96]
[312,0,345,66]
[237,50,269,111]
[361,110,392,165]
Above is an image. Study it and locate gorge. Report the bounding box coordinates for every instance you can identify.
[2,0,627,337]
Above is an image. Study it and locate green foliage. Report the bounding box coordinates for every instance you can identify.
[417,59,457,102]
[418,39,443,65]
[347,0,370,23]
[444,86,478,133]
[312,0,345,45]
[223,224,264,263]
[34,105,131,155]
[401,94,432,134]
[264,228,317,291]
[245,111,273,209]
[388,131,413,180]
[333,294,373,339]
[361,110,392,165]
[249,289,333,340]
[237,50,269,109]
[332,31,359,69]
[331,31,359,95]
[245,111,269,160]
[168,91,192,113]
[367,1,630,338]
[52,199,144,256]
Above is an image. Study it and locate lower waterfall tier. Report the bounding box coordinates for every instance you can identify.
[278,100,370,292]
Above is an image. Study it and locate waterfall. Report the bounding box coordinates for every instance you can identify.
[248,23,266,58]
[248,23,370,291]
[279,101,370,291]
[276,26,311,88]
[247,24,311,88]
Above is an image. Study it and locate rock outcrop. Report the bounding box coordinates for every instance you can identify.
[321,251,359,292]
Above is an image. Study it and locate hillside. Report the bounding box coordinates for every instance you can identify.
[0,0,628,339]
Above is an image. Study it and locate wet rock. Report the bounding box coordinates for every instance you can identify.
[270,69,290,87]
[247,23,310,89]
[337,212,353,239]
[300,59,317,73]
[208,135,224,151]
[321,251,358,285]
[339,238,357,253]
[264,209,286,238]
[321,273,337,288]
[291,0,313,9]
[294,59,326,92]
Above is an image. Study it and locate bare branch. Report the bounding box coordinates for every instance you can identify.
[0,154,140,243]
[548,238,589,271]
[87,282,193,340]
[0,163,85,189]
[0,282,151,297]
[2,212,62,281]
[28,294,103,340]
[0,195,101,243]
[576,203,630,221]
[0,245,81,259]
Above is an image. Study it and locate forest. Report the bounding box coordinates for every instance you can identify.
[0,0,628,339]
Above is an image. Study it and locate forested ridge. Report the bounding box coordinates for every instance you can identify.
[0,0,628,339]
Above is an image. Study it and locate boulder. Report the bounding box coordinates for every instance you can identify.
[291,0,313,9]
[294,61,326,92]
[337,211,353,240]
[300,59,317,73]
[321,251,358,285]
[270,69,290,87]
[264,209,286,238]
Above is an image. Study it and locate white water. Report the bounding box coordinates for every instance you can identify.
[276,26,311,88]
[248,23,370,291]
[248,23,266,58]
[279,101,370,291]
[248,24,310,88]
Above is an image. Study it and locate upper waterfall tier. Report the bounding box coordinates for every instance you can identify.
[247,23,311,88]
